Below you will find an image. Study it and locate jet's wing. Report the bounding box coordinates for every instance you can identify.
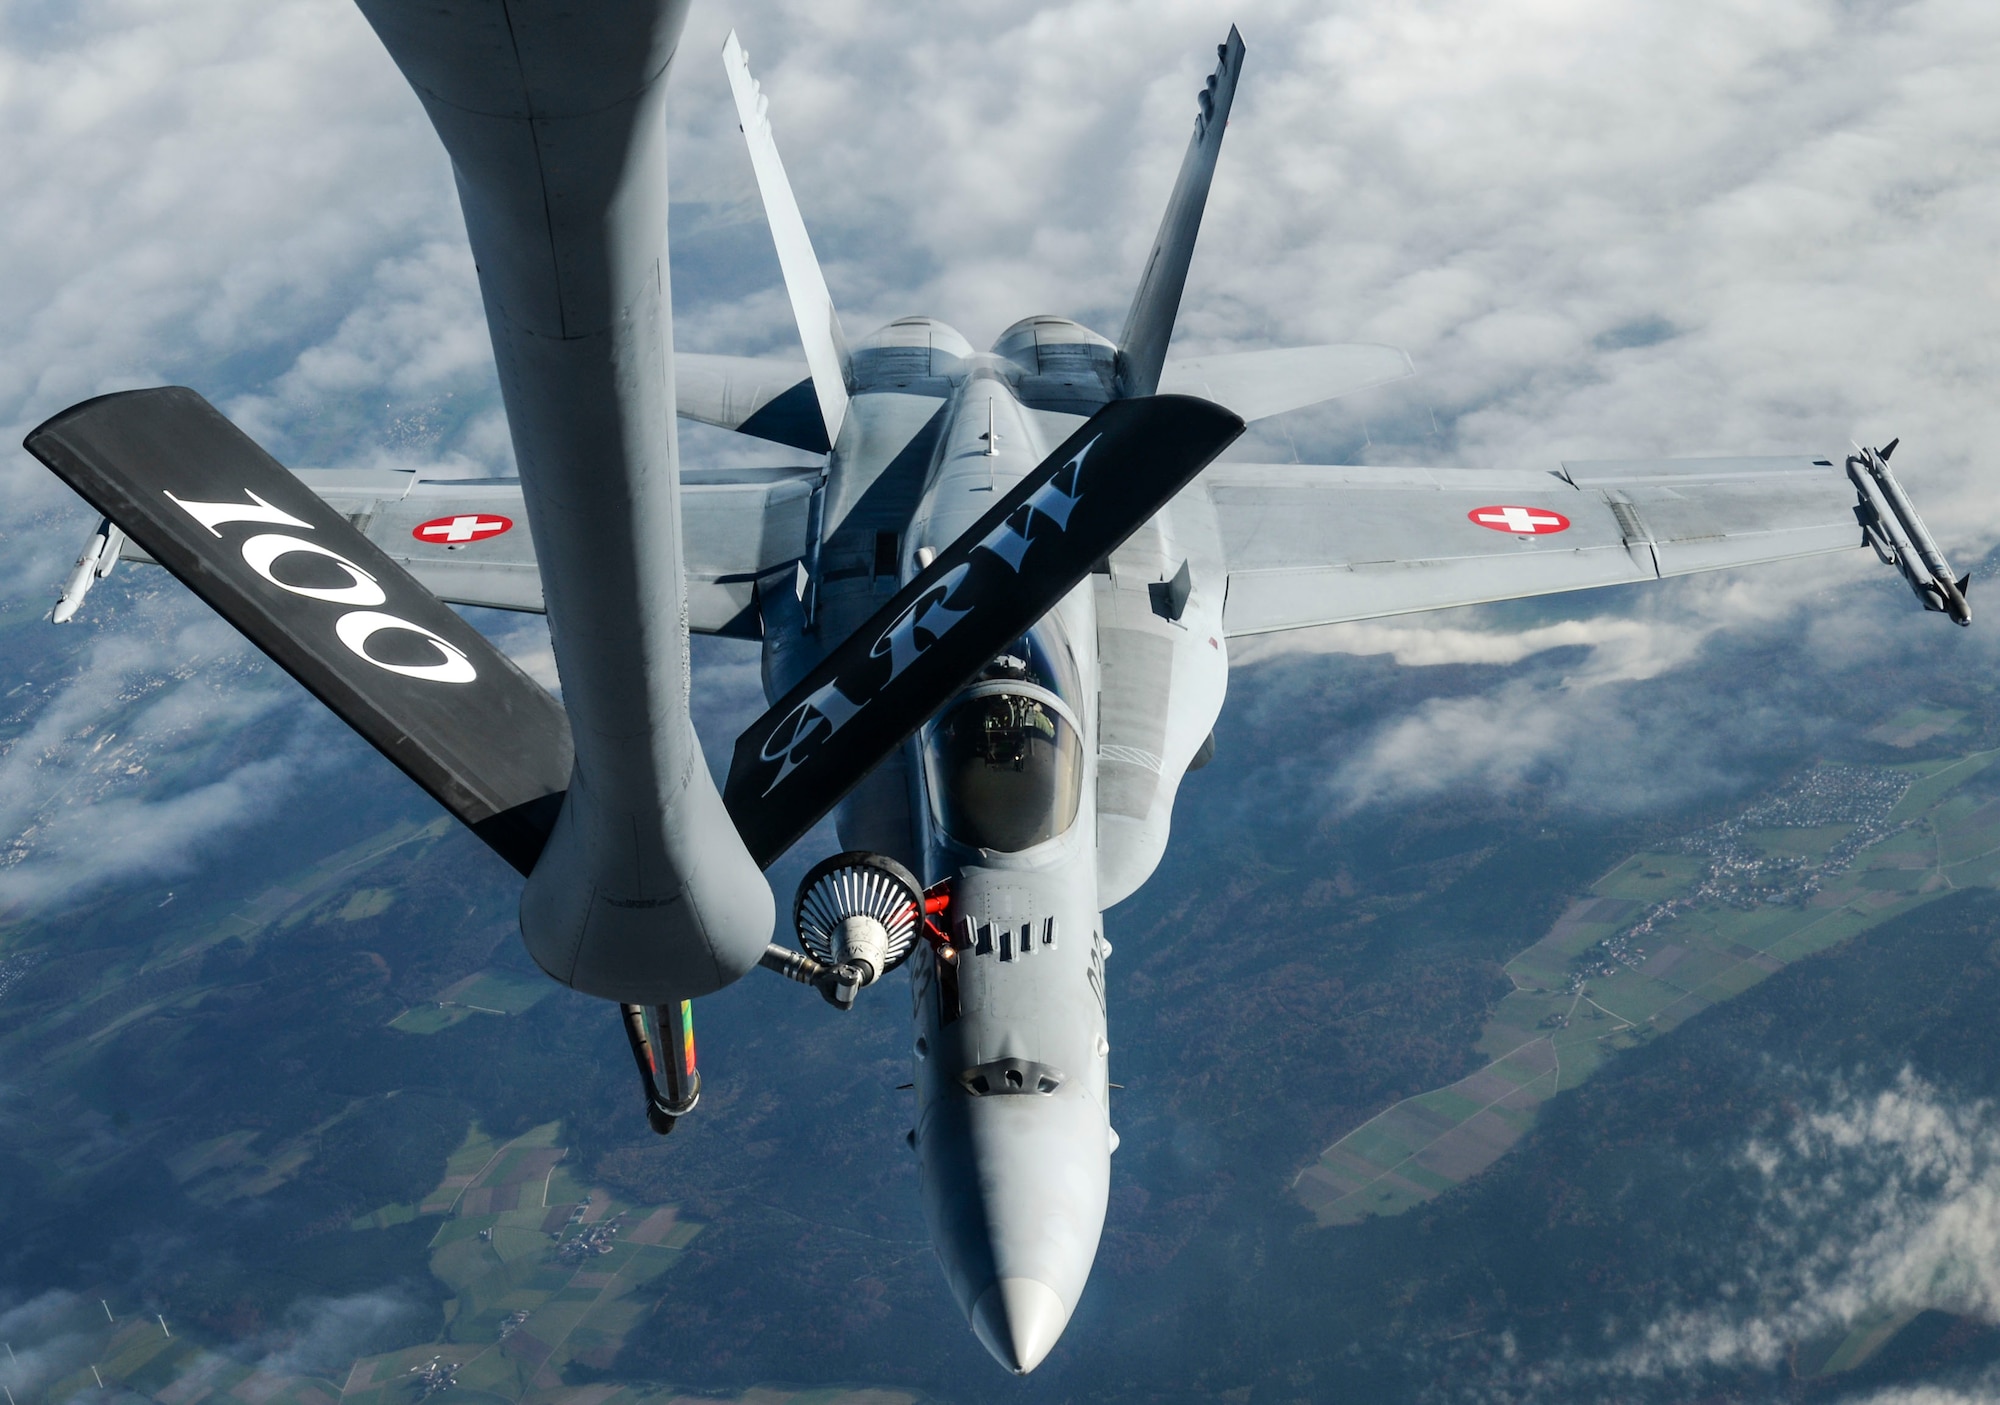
[1208,455,1873,637]
[107,466,822,635]
[293,470,545,613]
[673,466,820,636]
[677,351,827,453]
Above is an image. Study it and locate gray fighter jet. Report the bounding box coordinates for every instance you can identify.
[23,2,1970,1377]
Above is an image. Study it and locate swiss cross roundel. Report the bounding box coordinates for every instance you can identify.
[413,513,513,545]
[1468,504,1570,535]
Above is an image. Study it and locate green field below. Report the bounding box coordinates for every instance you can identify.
[391,969,554,1034]
[1296,747,2000,1231]
[1866,703,1970,749]
[38,1118,911,1405]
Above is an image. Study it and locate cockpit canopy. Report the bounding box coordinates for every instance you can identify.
[922,628,1084,854]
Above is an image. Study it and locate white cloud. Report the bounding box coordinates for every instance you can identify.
[1844,1373,2000,1405]
[0,1290,90,1395]
[1217,574,1815,815]
[1618,1070,2000,1380]
[0,601,311,911]
[1428,1072,2000,1402]
[1231,611,1710,679]
[0,0,452,443]
[252,1289,418,1379]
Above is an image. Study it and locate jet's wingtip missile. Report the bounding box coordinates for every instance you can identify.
[1845,441,1970,626]
[50,516,117,625]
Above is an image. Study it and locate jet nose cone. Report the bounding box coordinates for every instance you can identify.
[970,1277,1069,1375]
[918,1090,1108,1374]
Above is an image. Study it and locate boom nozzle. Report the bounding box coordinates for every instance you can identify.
[620,1000,700,1135]
[1847,444,1970,626]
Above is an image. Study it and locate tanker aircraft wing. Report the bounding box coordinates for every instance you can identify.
[1206,452,1936,636]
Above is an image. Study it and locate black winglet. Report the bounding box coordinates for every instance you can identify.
[24,387,573,875]
[723,394,1244,867]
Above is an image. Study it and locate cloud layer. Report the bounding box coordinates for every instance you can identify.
[251,1290,420,1379]
[1422,1070,2000,1403]
[0,1290,93,1398]
[0,594,316,912]
[5,0,2000,898]
[1624,1069,2000,1380]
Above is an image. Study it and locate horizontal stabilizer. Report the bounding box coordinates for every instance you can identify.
[724,394,1245,867]
[24,387,574,873]
[1158,343,1412,423]
[1117,26,1246,398]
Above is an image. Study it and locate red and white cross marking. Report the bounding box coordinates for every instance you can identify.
[1467,504,1570,535]
[413,513,513,544]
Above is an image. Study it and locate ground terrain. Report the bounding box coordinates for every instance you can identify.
[6,570,2000,1401]
[1298,745,2000,1227]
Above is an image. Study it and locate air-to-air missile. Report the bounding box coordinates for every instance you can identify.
[1848,440,1971,625]
[50,517,123,624]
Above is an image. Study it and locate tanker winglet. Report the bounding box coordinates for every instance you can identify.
[25,387,575,872]
[724,30,850,451]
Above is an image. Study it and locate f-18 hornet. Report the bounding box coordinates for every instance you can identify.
[22,0,1968,1375]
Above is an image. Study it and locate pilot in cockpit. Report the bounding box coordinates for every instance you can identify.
[923,632,1084,853]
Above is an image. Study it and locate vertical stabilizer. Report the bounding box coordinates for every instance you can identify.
[723,31,851,450]
[1116,27,1245,398]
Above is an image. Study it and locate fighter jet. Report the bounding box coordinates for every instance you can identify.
[21,2,1970,1377]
